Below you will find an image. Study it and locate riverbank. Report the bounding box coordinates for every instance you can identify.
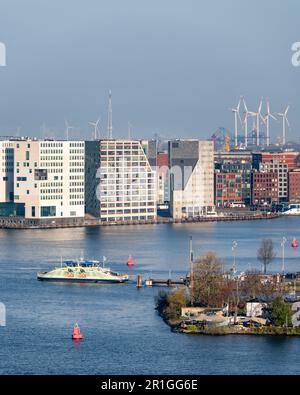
[0,212,281,229]
[167,320,300,336]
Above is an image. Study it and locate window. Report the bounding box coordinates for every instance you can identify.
[40,206,56,217]
[32,207,36,217]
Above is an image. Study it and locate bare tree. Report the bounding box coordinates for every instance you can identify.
[257,239,276,275]
[193,252,227,307]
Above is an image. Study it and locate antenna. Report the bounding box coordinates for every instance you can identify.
[64,119,74,141]
[128,121,132,140]
[107,90,113,139]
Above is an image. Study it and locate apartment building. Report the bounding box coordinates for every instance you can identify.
[0,139,14,202]
[214,151,252,207]
[289,169,300,202]
[251,171,279,205]
[85,139,156,222]
[168,140,214,219]
[258,161,288,202]
[13,140,85,219]
[214,172,243,208]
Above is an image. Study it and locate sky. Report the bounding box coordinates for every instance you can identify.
[0,0,299,142]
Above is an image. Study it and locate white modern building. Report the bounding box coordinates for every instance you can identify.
[0,139,14,203]
[168,139,214,219]
[13,139,85,219]
[85,139,156,222]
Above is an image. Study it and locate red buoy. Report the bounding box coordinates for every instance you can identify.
[127,255,134,267]
[72,323,83,340]
[292,238,299,248]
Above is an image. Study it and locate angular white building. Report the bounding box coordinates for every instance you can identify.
[168,139,214,219]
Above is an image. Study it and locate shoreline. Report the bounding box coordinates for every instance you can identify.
[0,212,281,230]
[166,319,300,337]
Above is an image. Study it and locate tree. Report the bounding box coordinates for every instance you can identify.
[155,288,189,320]
[257,239,276,275]
[241,271,262,300]
[271,296,292,327]
[193,252,228,307]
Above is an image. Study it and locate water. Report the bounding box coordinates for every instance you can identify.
[1,216,300,374]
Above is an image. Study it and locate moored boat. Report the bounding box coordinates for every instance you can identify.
[37,259,129,283]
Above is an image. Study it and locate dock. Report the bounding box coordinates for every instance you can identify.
[144,278,187,287]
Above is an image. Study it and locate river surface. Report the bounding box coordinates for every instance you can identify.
[0,216,300,374]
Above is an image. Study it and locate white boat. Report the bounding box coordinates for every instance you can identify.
[37,259,129,283]
[282,204,300,216]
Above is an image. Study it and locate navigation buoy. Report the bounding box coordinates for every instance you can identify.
[292,238,299,248]
[127,255,134,267]
[72,323,83,340]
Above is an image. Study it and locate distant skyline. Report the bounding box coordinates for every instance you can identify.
[0,0,299,142]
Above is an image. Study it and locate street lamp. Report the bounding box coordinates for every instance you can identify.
[232,240,238,276]
[281,237,287,274]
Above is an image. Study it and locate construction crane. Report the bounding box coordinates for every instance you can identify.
[211,127,231,152]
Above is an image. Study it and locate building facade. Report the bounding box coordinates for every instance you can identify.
[85,139,156,222]
[168,139,214,219]
[214,151,252,206]
[215,172,243,208]
[251,171,279,205]
[13,140,85,219]
[289,169,300,202]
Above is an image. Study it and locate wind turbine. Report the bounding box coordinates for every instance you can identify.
[242,97,255,148]
[251,98,263,147]
[230,97,243,148]
[276,106,290,146]
[88,117,101,140]
[264,99,277,147]
[64,119,74,141]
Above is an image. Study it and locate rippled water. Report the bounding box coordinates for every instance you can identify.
[0,217,300,374]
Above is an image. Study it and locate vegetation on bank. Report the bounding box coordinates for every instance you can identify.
[155,250,295,335]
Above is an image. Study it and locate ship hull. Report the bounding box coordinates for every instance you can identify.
[37,275,128,284]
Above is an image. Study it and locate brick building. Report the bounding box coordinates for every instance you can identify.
[289,169,300,202]
[215,172,243,208]
[251,172,279,206]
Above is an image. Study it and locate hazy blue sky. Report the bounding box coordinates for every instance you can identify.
[0,0,299,142]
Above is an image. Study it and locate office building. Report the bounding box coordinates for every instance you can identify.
[85,139,156,222]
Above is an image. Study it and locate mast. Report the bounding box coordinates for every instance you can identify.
[189,236,194,306]
[107,90,113,139]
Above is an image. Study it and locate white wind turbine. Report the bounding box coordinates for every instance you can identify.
[264,99,277,147]
[64,119,74,141]
[276,106,290,146]
[230,97,243,148]
[242,97,255,148]
[251,98,264,147]
[88,117,101,140]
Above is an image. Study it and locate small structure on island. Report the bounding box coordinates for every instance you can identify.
[246,300,268,318]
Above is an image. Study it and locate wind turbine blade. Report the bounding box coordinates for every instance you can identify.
[285,105,290,116]
[285,117,290,127]
[242,97,248,112]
